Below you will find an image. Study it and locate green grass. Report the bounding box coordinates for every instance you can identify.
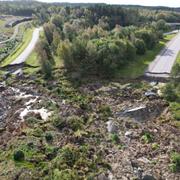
[24,53,63,74]
[24,51,40,74]
[117,34,177,78]
[1,27,34,66]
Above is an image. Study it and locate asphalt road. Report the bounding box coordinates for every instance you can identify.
[10,27,42,65]
[145,32,180,78]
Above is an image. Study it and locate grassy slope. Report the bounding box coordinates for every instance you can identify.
[117,34,177,78]
[1,26,33,66]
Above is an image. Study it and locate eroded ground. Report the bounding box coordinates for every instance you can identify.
[0,71,179,179]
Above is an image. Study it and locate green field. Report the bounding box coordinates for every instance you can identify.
[117,34,177,78]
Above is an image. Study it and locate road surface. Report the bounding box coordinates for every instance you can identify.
[145,32,180,78]
[10,27,42,65]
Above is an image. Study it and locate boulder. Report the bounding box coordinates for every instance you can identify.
[106,120,118,134]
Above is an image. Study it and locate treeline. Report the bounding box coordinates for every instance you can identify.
[1,1,180,24]
[0,1,43,16]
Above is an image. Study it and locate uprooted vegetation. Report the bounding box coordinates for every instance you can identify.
[0,70,179,179]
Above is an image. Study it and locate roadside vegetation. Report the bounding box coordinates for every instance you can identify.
[163,52,180,123]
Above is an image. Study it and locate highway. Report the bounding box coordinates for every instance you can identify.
[10,27,42,65]
[145,32,180,78]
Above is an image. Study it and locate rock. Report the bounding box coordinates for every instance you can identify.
[142,175,156,180]
[145,91,157,98]
[97,173,109,180]
[125,131,132,137]
[137,157,151,164]
[150,81,158,86]
[106,120,118,134]
[13,69,23,78]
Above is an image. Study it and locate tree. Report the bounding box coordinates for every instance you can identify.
[51,15,64,29]
[135,30,157,50]
[134,39,146,55]
[126,41,136,60]
[43,23,56,45]
[58,40,74,70]
[156,19,170,32]
[36,40,54,79]
[52,30,61,54]
[63,22,76,41]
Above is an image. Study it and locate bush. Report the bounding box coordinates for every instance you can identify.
[170,152,180,172]
[52,115,84,131]
[66,116,84,131]
[45,132,53,142]
[52,115,66,129]
[54,145,80,168]
[99,105,112,120]
[163,83,177,102]
[170,102,180,120]
[53,169,79,180]
[13,150,25,161]
[110,134,120,144]
[141,132,153,144]
[134,39,146,55]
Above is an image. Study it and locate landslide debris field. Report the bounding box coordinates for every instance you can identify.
[0,71,179,180]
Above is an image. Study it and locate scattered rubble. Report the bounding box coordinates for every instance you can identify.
[0,79,179,179]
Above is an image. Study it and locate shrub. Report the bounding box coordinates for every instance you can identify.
[99,105,112,120]
[52,115,66,129]
[66,116,84,131]
[54,145,80,168]
[53,169,79,180]
[53,115,84,131]
[13,150,25,161]
[163,83,177,102]
[25,117,39,128]
[33,128,44,137]
[170,152,180,172]
[141,132,153,144]
[110,134,120,144]
[45,132,53,142]
[170,102,180,120]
